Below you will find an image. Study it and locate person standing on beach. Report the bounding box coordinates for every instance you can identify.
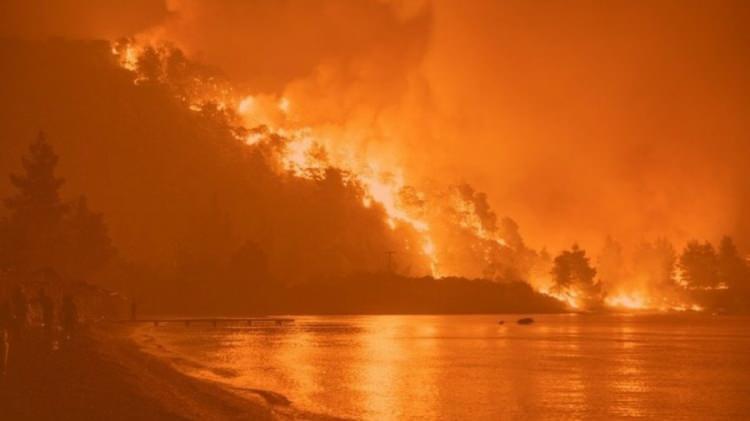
[61,295,78,341]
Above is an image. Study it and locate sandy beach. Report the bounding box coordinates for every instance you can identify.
[0,325,328,420]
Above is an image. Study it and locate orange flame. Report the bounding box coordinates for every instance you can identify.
[605,293,648,310]
[110,40,523,281]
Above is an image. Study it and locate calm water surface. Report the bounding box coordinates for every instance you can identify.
[136,314,750,420]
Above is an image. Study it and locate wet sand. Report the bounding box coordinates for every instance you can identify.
[0,325,327,420]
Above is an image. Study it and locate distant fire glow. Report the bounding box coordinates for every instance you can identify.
[605,293,648,310]
[108,39,746,313]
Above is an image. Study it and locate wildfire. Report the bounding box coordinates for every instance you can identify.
[539,286,580,309]
[452,192,507,249]
[111,41,140,72]
[111,40,444,276]
[357,169,439,275]
[605,293,648,310]
[667,304,704,312]
[276,130,327,176]
[604,292,709,312]
[108,40,727,312]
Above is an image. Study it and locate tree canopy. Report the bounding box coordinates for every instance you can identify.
[0,133,114,281]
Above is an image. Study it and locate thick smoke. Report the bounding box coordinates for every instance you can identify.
[0,0,168,40]
[2,0,750,276]
[126,0,750,252]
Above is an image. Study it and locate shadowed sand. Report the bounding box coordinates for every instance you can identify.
[0,326,334,420]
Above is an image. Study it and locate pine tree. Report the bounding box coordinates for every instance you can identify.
[552,244,597,292]
[5,132,66,225]
[2,132,115,280]
[4,132,67,272]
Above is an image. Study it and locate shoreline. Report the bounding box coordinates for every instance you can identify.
[0,324,333,420]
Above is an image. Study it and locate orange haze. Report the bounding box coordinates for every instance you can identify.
[2,0,750,252]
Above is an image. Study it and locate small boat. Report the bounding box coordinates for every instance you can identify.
[517,317,534,325]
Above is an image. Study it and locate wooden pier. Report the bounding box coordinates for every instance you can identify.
[119,317,295,327]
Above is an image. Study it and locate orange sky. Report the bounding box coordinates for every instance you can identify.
[2,0,749,251]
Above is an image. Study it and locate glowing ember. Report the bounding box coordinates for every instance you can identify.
[111,42,140,73]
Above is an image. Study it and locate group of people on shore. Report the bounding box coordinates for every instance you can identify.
[0,285,78,377]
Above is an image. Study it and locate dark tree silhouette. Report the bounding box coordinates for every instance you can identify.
[717,236,748,291]
[456,183,497,233]
[678,241,719,289]
[1,133,115,281]
[165,47,191,92]
[498,217,523,250]
[136,46,163,83]
[5,132,66,226]
[552,244,597,293]
[2,132,67,272]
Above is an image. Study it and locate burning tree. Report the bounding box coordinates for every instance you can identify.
[551,244,601,308]
[678,241,719,289]
[676,238,750,311]
[717,236,748,291]
[634,238,678,290]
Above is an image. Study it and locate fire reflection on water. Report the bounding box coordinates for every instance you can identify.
[137,314,750,420]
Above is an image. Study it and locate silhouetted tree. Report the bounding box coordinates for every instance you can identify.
[165,47,191,93]
[717,236,748,291]
[498,217,523,250]
[456,183,497,233]
[552,244,597,292]
[2,134,115,280]
[3,132,67,272]
[678,241,719,289]
[5,132,66,224]
[136,46,162,83]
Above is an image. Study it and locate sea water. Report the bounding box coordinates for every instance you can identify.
[135,314,750,420]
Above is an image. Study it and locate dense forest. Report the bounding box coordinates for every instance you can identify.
[542,239,750,312]
[0,131,562,314]
[0,39,560,314]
